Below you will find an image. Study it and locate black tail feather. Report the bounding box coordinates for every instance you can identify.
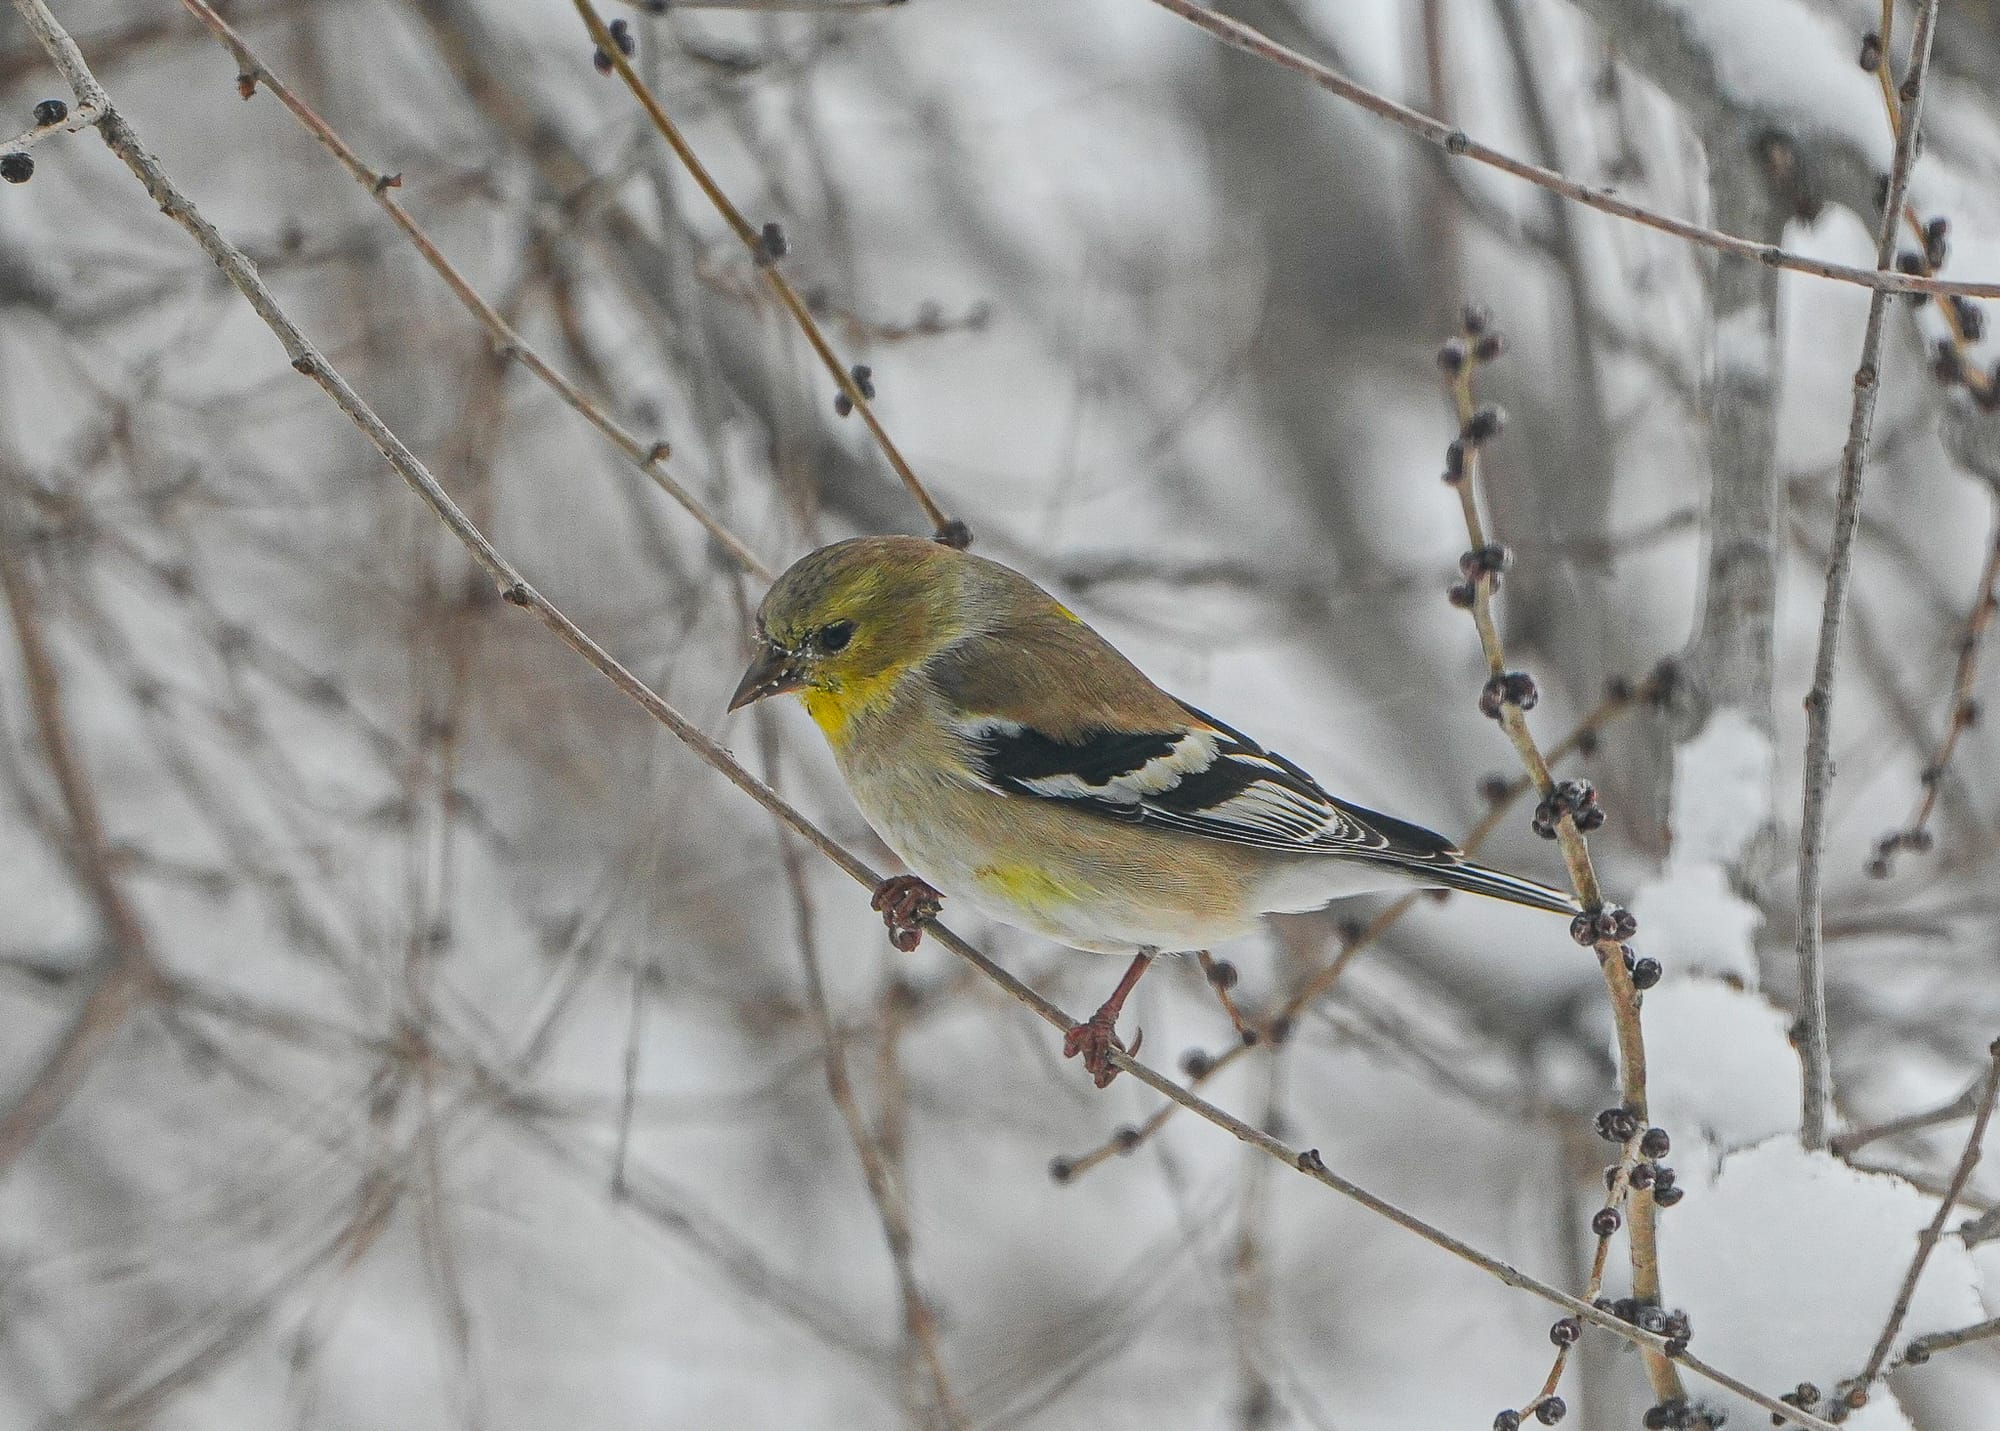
[1427,859,1580,915]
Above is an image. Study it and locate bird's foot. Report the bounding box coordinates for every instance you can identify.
[870,875,942,952]
[1063,1013,1141,1089]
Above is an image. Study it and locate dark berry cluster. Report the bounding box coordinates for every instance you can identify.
[755,220,789,265]
[1594,1105,1641,1142]
[1645,1397,1725,1429]
[1479,670,1539,720]
[1596,1298,1694,1353]
[591,16,636,74]
[1449,544,1512,606]
[1862,155,2000,401]
[1617,945,1664,990]
[1771,1383,1822,1424]
[1614,1158,1683,1206]
[1532,779,1604,839]
[1570,904,1638,947]
[833,363,875,417]
[1436,329,1506,375]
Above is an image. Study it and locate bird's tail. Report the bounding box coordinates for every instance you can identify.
[1428,858,1580,915]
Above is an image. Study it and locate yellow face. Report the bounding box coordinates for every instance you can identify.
[728,537,963,742]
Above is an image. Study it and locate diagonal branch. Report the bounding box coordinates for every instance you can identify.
[572,0,964,545]
[1142,0,2000,302]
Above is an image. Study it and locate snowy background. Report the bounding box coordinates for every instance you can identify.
[2,0,1998,1427]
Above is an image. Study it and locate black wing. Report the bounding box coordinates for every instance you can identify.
[957,702,1461,866]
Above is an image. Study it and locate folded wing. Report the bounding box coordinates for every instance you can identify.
[959,701,1462,866]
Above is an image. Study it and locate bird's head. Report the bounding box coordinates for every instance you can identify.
[729,536,966,734]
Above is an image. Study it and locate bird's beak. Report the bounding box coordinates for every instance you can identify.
[728,639,802,711]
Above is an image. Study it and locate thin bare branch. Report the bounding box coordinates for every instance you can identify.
[1142,0,2000,301]
[1796,0,1943,1152]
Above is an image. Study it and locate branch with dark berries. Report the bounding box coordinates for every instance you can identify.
[0,92,94,183]
[1857,10,1995,405]
[1440,306,1689,1415]
[570,0,969,548]
[1868,516,2000,876]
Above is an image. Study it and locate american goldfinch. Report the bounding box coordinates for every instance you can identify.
[730,536,1578,1086]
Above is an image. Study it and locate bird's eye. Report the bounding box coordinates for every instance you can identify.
[817,620,855,653]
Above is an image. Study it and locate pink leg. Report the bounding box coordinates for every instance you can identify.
[1063,951,1154,1088]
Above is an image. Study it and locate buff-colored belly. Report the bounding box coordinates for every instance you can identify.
[842,758,1270,953]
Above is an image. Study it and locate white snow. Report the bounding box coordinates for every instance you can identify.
[1656,0,1894,170]
[1638,980,1800,1151]
[1669,707,1774,868]
[1631,861,1763,984]
[1627,707,1774,986]
[1663,1139,1987,1429]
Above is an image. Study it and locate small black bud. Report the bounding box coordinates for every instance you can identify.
[1437,338,1469,373]
[1444,439,1467,482]
[1448,581,1476,609]
[1640,1126,1670,1158]
[1113,1125,1141,1152]
[1205,958,1238,991]
[1493,1413,1522,1431]
[850,363,875,399]
[757,220,789,264]
[1952,297,1985,342]
[0,152,33,184]
[1897,250,1925,276]
[1535,1395,1566,1425]
[1654,1183,1684,1207]
[1592,1207,1622,1237]
[1462,404,1506,445]
[833,392,853,417]
[1473,332,1507,363]
[608,17,635,54]
[1181,1048,1213,1079]
[1859,32,1882,72]
[33,98,67,127]
[1595,1106,1641,1142]
[1630,1161,1656,1189]
[1462,304,1492,336]
[1924,216,1950,269]
[1047,1156,1074,1184]
[1549,1316,1581,1347]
